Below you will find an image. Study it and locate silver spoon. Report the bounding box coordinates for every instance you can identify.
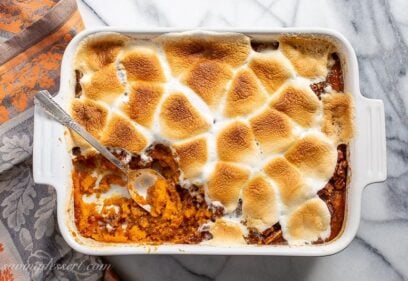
[35,90,160,212]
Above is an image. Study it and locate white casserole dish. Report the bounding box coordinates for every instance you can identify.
[33,27,387,256]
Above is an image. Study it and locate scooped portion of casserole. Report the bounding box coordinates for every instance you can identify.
[70,31,354,246]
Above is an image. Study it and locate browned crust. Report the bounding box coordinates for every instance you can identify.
[160,34,251,75]
[159,92,210,139]
[249,55,292,94]
[183,60,232,108]
[83,63,125,103]
[75,33,128,71]
[321,92,354,143]
[100,114,147,153]
[173,137,208,178]
[216,121,257,163]
[249,108,295,153]
[269,85,320,127]
[280,36,334,78]
[207,162,250,212]
[284,134,337,179]
[121,48,166,82]
[125,82,164,128]
[242,175,278,231]
[224,69,266,117]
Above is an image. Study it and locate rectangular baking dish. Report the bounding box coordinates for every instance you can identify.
[33,27,387,256]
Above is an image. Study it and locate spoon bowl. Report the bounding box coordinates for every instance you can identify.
[126,168,166,213]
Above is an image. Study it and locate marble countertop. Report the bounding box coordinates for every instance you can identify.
[76,0,408,280]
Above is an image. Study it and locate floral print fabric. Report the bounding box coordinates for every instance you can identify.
[0,1,105,280]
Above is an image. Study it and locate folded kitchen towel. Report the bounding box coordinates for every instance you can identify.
[0,1,107,280]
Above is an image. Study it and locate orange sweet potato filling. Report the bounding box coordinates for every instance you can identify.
[73,145,217,244]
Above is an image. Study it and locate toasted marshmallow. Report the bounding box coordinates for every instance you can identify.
[269,84,320,128]
[280,36,334,79]
[182,60,232,108]
[71,98,109,138]
[75,33,128,72]
[322,92,354,144]
[173,137,208,178]
[70,98,109,150]
[82,64,125,103]
[207,162,250,213]
[100,114,148,154]
[216,121,258,165]
[121,47,166,82]
[285,133,337,180]
[242,175,279,232]
[159,92,210,140]
[282,197,331,245]
[264,157,313,207]
[224,69,267,118]
[249,108,295,154]
[124,82,164,128]
[159,33,251,75]
[205,219,246,246]
[249,53,292,94]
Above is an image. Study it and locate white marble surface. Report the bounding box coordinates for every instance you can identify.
[76,0,408,280]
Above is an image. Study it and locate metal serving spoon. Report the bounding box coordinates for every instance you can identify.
[35,90,160,212]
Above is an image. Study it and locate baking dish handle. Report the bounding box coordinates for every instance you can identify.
[360,97,387,187]
[33,102,63,187]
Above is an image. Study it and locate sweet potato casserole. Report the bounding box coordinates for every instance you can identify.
[70,31,354,246]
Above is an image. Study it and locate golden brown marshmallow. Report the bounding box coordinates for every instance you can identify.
[264,157,312,207]
[216,121,258,164]
[70,98,109,149]
[173,137,208,178]
[269,84,320,127]
[121,48,166,82]
[159,34,251,75]
[224,69,266,118]
[159,92,210,139]
[183,60,232,108]
[242,175,279,231]
[82,63,125,103]
[285,133,337,180]
[75,33,127,71]
[100,114,148,154]
[125,82,164,128]
[206,219,246,246]
[249,54,292,94]
[207,162,250,213]
[280,36,334,78]
[284,197,331,244]
[321,92,354,144]
[249,108,295,154]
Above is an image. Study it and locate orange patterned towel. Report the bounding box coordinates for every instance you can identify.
[0,1,108,280]
[0,0,83,124]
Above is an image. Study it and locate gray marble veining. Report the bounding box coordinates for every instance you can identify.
[76,0,408,280]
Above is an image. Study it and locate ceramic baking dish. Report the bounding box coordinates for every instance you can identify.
[33,27,387,256]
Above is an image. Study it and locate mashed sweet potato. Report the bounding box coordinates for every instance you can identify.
[72,145,217,244]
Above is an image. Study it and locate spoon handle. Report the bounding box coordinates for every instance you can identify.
[35,90,127,172]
